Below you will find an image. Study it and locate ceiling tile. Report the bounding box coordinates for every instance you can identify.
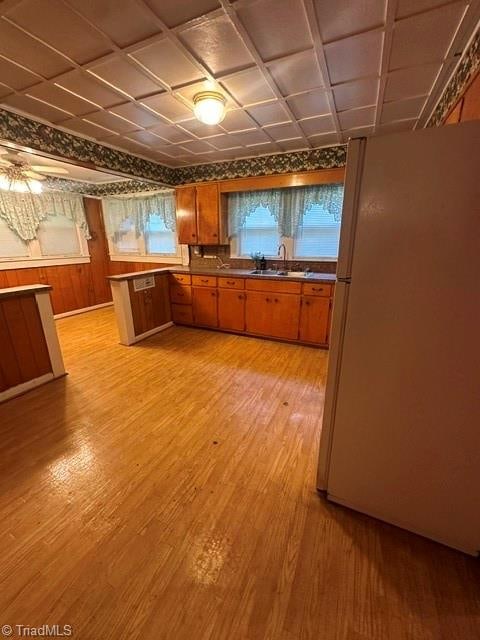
[338,105,376,130]
[221,109,257,132]
[277,138,308,151]
[325,29,383,84]
[141,93,193,122]
[378,118,418,134]
[314,0,387,43]
[59,117,118,139]
[157,145,191,158]
[343,125,375,138]
[396,0,460,19]
[147,123,192,143]
[247,101,290,126]
[238,129,271,145]
[0,20,72,78]
[267,51,323,96]
[237,0,312,61]
[143,0,220,28]
[1,93,72,123]
[381,95,427,123]
[109,103,161,128]
[0,58,41,91]
[65,0,161,47]
[299,114,336,136]
[6,0,112,65]
[110,137,151,155]
[207,134,244,150]
[389,2,467,70]
[333,77,379,111]
[263,122,300,140]
[179,14,254,75]
[221,68,276,105]
[308,132,341,146]
[0,84,13,100]
[384,63,441,101]
[247,142,279,155]
[86,110,140,134]
[125,130,166,146]
[179,140,216,154]
[89,58,162,99]
[27,83,96,116]
[130,40,204,87]
[287,89,330,119]
[176,119,225,138]
[55,70,124,109]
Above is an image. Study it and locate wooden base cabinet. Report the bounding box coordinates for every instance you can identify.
[218,289,245,332]
[192,287,218,327]
[128,274,171,337]
[245,292,300,341]
[299,296,330,345]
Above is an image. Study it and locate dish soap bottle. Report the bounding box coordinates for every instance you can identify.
[260,255,267,271]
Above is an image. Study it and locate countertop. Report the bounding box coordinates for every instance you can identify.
[0,284,52,300]
[107,265,336,284]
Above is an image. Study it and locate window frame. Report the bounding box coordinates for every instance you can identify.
[0,217,90,270]
[106,219,184,265]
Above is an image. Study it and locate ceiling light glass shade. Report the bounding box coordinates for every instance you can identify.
[193,91,226,125]
[0,176,43,193]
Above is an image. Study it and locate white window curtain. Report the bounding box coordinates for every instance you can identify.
[0,191,90,241]
[103,192,176,244]
[228,184,343,238]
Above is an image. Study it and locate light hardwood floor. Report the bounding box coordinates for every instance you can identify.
[1,308,479,640]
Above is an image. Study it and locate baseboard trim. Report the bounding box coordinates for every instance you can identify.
[0,372,56,403]
[128,321,174,345]
[54,302,113,319]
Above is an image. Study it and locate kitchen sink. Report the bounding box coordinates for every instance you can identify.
[249,270,312,278]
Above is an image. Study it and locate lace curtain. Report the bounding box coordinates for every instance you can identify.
[103,191,176,241]
[0,191,90,241]
[228,184,343,237]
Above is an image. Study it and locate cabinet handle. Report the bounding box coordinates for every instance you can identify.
[211,291,217,297]
[266,297,271,302]
[274,298,279,303]
[238,294,244,300]
[227,280,235,285]
[312,287,323,292]
[201,279,209,283]
[213,233,217,237]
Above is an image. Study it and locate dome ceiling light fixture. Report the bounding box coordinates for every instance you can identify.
[193,91,227,125]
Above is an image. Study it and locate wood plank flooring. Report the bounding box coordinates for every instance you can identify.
[0,307,479,640]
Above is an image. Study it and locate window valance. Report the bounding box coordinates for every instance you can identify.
[228,183,343,237]
[103,192,176,240]
[0,191,90,241]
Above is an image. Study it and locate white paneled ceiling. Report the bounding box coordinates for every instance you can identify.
[0,0,477,167]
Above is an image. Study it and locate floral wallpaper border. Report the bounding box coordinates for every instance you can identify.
[0,108,176,185]
[427,28,479,127]
[44,176,171,196]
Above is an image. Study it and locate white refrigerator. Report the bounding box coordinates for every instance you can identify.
[317,120,480,555]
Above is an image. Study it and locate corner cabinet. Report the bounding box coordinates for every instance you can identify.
[175,184,227,245]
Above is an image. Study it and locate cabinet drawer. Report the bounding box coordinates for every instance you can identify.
[246,278,301,295]
[302,282,332,297]
[170,284,192,304]
[192,275,217,288]
[171,304,193,325]
[170,273,191,285]
[217,277,245,290]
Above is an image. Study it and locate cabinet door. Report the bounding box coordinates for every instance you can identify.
[192,287,218,327]
[218,289,245,332]
[196,183,219,244]
[269,293,301,340]
[245,291,273,336]
[299,295,330,344]
[176,186,197,244]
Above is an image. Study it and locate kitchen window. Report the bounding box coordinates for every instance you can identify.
[104,191,183,264]
[229,183,343,260]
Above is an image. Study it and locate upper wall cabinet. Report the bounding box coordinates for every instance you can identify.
[175,184,227,245]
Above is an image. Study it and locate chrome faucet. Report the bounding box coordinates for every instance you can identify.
[277,243,287,273]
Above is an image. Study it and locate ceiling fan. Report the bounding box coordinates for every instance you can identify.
[0,148,69,194]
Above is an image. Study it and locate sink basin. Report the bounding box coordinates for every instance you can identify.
[249,269,311,278]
